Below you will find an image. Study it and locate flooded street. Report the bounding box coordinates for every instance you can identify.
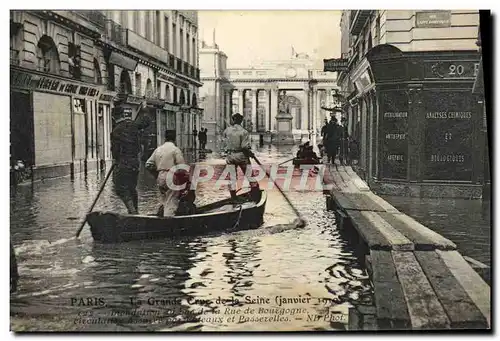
[381,195,491,266]
[10,145,374,332]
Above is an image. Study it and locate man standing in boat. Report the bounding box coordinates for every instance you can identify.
[222,113,261,202]
[111,104,150,214]
[146,130,191,217]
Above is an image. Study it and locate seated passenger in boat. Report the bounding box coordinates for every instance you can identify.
[303,146,320,163]
[146,130,194,217]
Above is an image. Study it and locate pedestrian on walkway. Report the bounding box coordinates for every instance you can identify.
[192,127,198,149]
[146,130,192,217]
[325,117,341,164]
[111,106,150,214]
[338,117,350,165]
[199,128,207,150]
[222,113,261,202]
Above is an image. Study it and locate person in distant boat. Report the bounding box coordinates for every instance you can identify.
[111,105,150,214]
[222,113,261,202]
[304,145,320,163]
[296,142,309,159]
[146,130,192,217]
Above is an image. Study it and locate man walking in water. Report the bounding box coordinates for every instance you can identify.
[110,104,150,214]
[222,113,261,202]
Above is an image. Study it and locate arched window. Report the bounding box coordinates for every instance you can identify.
[156,80,162,99]
[191,93,197,108]
[119,69,132,94]
[145,79,153,98]
[165,85,171,103]
[36,35,60,74]
[286,95,302,130]
[179,90,186,106]
[93,58,102,84]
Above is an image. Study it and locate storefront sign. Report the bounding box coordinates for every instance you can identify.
[163,103,179,111]
[99,93,116,102]
[323,58,348,72]
[425,60,481,80]
[11,69,101,98]
[416,11,451,28]
[423,91,474,181]
[380,91,408,180]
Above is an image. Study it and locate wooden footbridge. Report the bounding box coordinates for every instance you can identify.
[323,164,490,330]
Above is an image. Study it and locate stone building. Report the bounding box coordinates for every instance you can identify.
[199,37,338,147]
[332,10,483,198]
[10,10,202,181]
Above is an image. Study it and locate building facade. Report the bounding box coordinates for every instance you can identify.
[10,10,202,181]
[199,39,338,147]
[334,10,483,198]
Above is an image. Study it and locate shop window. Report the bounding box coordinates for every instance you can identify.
[36,35,60,75]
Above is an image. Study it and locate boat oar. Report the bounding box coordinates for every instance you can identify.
[251,156,306,228]
[278,157,294,166]
[75,101,146,238]
[75,166,114,238]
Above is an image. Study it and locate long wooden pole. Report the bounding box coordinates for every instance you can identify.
[251,155,306,227]
[75,101,146,238]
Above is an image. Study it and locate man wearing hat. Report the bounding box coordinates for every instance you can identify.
[222,113,260,202]
[338,116,350,165]
[111,104,150,214]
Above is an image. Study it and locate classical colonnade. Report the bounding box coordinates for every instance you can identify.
[218,87,339,134]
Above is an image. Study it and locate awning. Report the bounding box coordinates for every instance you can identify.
[472,58,484,95]
[109,51,138,71]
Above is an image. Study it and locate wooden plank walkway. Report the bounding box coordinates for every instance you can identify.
[325,163,490,330]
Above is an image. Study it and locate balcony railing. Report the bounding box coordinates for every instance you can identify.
[126,29,172,67]
[105,20,126,46]
[183,61,189,76]
[76,10,106,29]
[195,68,200,81]
[169,54,175,68]
[190,65,195,78]
[350,10,372,35]
[10,49,20,66]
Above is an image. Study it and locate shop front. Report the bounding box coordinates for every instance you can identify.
[349,44,483,198]
[10,66,114,181]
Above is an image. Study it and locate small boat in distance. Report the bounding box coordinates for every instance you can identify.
[292,158,321,168]
[86,190,267,243]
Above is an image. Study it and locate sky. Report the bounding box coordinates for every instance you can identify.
[198,10,342,69]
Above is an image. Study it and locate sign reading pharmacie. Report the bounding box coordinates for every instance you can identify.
[11,68,112,101]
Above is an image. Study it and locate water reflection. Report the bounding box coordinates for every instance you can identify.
[381,195,491,266]
[11,145,373,331]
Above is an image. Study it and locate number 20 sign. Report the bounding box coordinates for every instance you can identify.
[428,61,480,79]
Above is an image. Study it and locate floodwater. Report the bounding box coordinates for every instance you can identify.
[381,195,491,267]
[10,144,374,332]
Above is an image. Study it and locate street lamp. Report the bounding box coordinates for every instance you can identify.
[321,89,347,119]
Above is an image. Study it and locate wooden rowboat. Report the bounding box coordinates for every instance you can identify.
[292,158,320,167]
[86,190,267,243]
